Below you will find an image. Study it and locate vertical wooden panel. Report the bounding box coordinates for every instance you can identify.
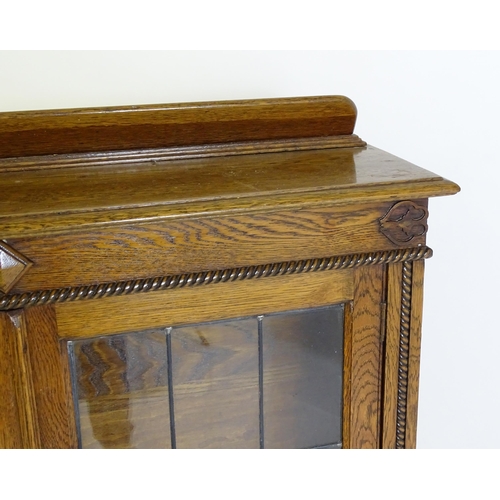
[70,330,171,449]
[23,305,78,448]
[171,319,259,449]
[342,302,353,449]
[405,260,425,448]
[382,263,403,449]
[0,312,23,448]
[349,265,384,448]
[5,311,41,448]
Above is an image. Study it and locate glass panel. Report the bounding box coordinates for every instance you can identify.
[262,305,343,449]
[68,304,343,449]
[68,330,171,449]
[170,319,259,449]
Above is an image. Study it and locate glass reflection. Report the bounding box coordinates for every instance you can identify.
[68,304,343,449]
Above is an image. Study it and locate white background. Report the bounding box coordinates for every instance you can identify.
[0,50,499,450]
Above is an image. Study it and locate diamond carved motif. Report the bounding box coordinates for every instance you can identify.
[0,241,32,294]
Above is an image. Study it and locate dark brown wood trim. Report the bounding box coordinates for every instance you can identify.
[0,246,433,311]
[381,259,425,449]
[0,95,360,160]
[379,201,429,246]
[381,262,403,449]
[395,261,413,448]
[405,259,425,448]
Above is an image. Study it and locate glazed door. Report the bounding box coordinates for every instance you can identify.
[1,263,397,449]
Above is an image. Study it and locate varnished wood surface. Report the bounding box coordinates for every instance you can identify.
[0,312,23,448]
[0,96,459,449]
[382,263,403,448]
[0,96,358,159]
[348,266,384,448]
[3,311,40,448]
[0,145,459,238]
[9,203,398,294]
[23,306,78,448]
[341,302,353,448]
[0,241,32,294]
[55,268,353,339]
[405,260,425,448]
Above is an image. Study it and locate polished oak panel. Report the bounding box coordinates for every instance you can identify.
[56,269,353,339]
[348,266,384,448]
[0,96,357,159]
[9,204,391,293]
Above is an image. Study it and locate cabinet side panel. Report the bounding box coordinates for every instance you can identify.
[341,302,353,448]
[24,305,78,448]
[349,266,384,448]
[0,312,23,448]
[405,260,425,448]
[382,263,403,449]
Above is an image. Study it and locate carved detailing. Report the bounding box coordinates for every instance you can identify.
[379,201,428,245]
[396,261,413,449]
[0,246,432,311]
[0,241,33,294]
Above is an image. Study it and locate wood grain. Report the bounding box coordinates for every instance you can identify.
[348,266,384,448]
[405,260,425,448]
[0,312,23,448]
[3,311,41,448]
[9,203,396,293]
[341,302,353,448]
[382,263,403,448]
[23,305,78,448]
[55,268,353,339]
[0,95,460,449]
[0,96,358,159]
[0,145,459,239]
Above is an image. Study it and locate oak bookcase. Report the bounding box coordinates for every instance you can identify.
[0,96,459,448]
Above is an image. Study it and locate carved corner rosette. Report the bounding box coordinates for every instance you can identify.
[0,241,33,295]
[379,201,428,245]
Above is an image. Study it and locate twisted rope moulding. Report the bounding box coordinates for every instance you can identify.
[0,246,433,311]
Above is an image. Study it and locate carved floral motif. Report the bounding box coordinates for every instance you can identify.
[379,202,428,245]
